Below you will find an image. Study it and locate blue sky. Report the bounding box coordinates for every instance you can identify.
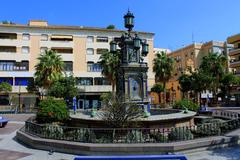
[0,0,239,50]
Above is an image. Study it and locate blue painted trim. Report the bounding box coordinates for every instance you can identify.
[74,155,188,160]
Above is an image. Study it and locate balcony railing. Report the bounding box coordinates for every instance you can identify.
[229,48,240,56]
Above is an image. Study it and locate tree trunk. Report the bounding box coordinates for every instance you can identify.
[158,92,161,105]
[163,82,166,105]
[112,82,115,95]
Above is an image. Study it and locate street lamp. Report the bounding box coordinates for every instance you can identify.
[18,80,21,113]
[124,10,134,31]
[109,10,150,116]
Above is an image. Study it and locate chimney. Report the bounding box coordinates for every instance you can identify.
[28,20,48,26]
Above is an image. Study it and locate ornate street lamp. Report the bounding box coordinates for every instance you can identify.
[109,10,150,116]
[124,10,134,31]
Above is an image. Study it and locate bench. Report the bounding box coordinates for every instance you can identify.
[74,155,188,160]
[0,117,8,128]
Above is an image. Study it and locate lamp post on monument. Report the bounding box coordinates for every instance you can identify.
[109,10,150,117]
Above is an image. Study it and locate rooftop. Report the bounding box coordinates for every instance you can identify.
[0,20,154,36]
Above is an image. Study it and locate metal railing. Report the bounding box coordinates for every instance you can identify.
[24,118,240,143]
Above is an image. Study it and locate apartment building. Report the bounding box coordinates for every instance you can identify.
[166,41,232,102]
[227,34,240,96]
[0,20,155,109]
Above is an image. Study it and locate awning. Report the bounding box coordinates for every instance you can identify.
[51,35,73,39]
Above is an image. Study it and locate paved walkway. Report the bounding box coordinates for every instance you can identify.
[0,114,76,160]
[186,145,240,160]
[1,113,240,160]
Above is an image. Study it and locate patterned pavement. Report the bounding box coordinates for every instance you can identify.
[0,114,75,160]
[0,113,240,160]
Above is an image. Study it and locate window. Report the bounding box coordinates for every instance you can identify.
[212,47,223,54]
[22,46,29,54]
[64,61,73,71]
[0,61,14,71]
[96,36,108,43]
[77,77,93,85]
[15,77,32,86]
[0,61,29,71]
[0,77,13,85]
[86,48,94,55]
[238,43,240,49]
[94,77,111,85]
[87,36,94,43]
[87,62,102,72]
[40,47,48,53]
[0,46,16,52]
[0,33,17,39]
[51,47,73,54]
[22,33,30,40]
[41,34,48,41]
[96,48,108,54]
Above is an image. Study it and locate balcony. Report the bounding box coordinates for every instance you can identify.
[0,33,17,39]
[58,54,74,61]
[229,48,240,56]
[40,41,73,48]
[51,47,73,54]
[86,43,110,49]
[78,85,111,92]
[0,61,29,72]
[230,60,240,68]
[86,54,101,62]
[0,52,30,61]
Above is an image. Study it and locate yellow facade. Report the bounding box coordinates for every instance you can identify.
[227,34,240,74]
[166,41,231,101]
[0,20,155,108]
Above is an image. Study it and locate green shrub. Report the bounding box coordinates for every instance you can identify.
[125,130,144,143]
[193,123,221,137]
[150,132,168,142]
[168,127,194,141]
[36,97,69,123]
[173,99,199,111]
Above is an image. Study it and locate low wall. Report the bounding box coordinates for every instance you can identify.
[16,129,240,155]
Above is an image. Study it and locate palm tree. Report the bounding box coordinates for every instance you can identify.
[34,50,64,89]
[153,51,174,104]
[200,52,227,101]
[99,51,120,93]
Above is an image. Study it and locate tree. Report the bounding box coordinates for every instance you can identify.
[99,51,120,93]
[1,20,15,24]
[48,75,78,100]
[178,74,192,99]
[153,51,174,104]
[26,79,39,94]
[34,50,64,89]
[106,25,116,29]
[100,95,142,128]
[0,82,12,93]
[220,73,238,104]
[151,83,164,104]
[190,69,213,104]
[200,52,227,101]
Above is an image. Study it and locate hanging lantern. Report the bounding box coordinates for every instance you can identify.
[142,43,149,56]
[110,41,117,53]
[133,35,141,49]
[124,10,134,31]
